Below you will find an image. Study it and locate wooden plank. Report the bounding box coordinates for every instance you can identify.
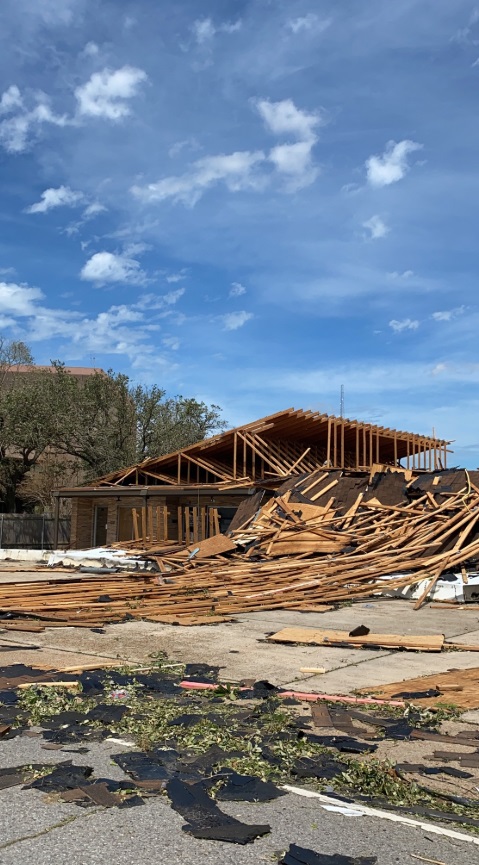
[445,642,479,651]
[267,627,445,652]
[311,703,333,726]
[300,472,328,497]
[132,508,140,541]
[210,507,220,536]
[184,507,191,545]
[299,667,326,674]
[310,479,339,502]
[285,447,311,474]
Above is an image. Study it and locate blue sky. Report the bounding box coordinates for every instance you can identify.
[1,0,479,467]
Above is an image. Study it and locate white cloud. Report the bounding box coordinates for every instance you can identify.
[0,281,44,315]
[229,282,246,297]
[192,17,216,43]
[389,318,419,332]
[164,288,185,304]
[168,137,200,158]
[0,85,23,115]
[286,14,331,34]
[0,89,70,153]
[256,98,320,142]
[363,214,390,240]
[0,66,146,153]
[268,141,319,188]
[0,276,186,365]
[162,335,180,350]
[26,185,84,214]
[35,0,81,25]
[75,66,147,119]
[64,201,107,236]
[80,250,148,286]
[257,98,322,190]
[220,310,253,331]
[134,288,185,311]
[82,201,107,218]
[388,270,414,280]
[133,98,322,206]
[432,306,465,322]
[453,9,479,44]
[132,150,265,207]
[82,41,99,56]
[366,140,423,187]
[192,17,241,44]
[166,271,187,283]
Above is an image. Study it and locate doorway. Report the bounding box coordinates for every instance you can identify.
[93,506,108,547]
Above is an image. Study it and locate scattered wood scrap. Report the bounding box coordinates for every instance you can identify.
[358,667,479,709]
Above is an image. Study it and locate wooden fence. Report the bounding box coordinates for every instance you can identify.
[0,514,70,549]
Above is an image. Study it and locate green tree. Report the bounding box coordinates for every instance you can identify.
[0,370,56,511]
[0,336,33,386]
[132,385,226,459]
[48,364,137,478]
[0,337,227,511]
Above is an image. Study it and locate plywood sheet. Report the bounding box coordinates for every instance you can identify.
[187,534,237,558]
[267,627,445,652]
[289,503,330,522]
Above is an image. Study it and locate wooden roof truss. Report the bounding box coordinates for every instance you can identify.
[92,407,450,488]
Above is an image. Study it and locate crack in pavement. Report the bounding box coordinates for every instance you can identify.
[283,649,398,687]
[0,812,94,852]
[0,634,127,663]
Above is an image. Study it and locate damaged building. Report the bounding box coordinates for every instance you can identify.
[54,407,449,549]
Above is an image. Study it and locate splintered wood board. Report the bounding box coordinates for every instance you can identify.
[358,667,479,708]
[267,627,445,652]
[267,541,346,555]
[187,534,236,558]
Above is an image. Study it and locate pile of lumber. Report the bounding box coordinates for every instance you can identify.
[1,468,479,630]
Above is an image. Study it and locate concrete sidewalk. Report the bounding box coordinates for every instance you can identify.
[2,599,479,700]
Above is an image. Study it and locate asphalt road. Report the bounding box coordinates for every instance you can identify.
[0,735,477,865]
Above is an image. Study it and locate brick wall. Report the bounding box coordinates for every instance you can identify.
[70,498,94,548]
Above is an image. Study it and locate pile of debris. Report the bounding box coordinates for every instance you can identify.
[1,468,479,630]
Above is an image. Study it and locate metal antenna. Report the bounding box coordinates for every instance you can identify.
[340,384,344,418]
